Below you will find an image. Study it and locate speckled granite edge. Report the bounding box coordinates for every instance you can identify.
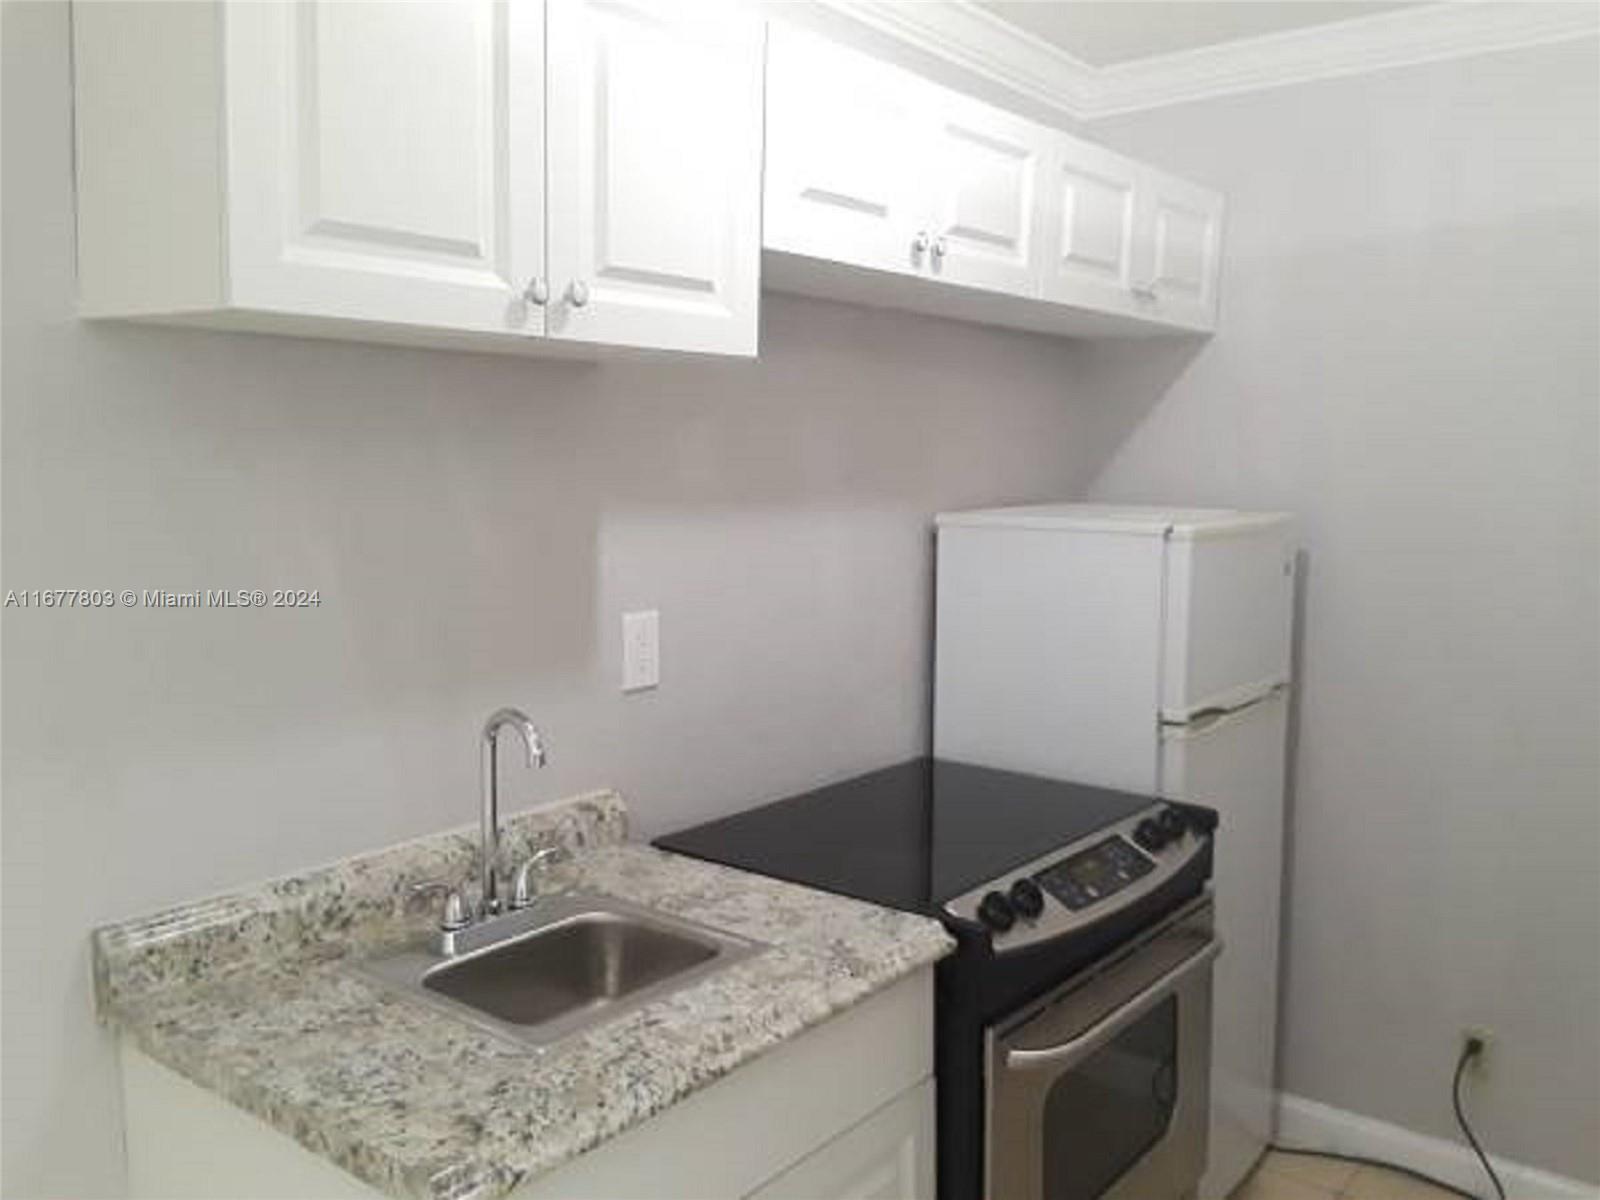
[93,796,955,1200]
[93,789,628,1013]
[107,848,954,1200]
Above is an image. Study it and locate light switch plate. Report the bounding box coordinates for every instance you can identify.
[622,610,660,693]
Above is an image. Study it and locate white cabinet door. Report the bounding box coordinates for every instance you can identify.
[746,1080,935,1200]
[223,0,544,334]
[1039,139,1140,314]
[546,0,762,356]
[923,93,1049,296]
[764,26,930,280]
[1133,168,1224,330]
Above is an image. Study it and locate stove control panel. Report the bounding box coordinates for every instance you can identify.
[1034,834,1154,911]
[947,803,1209,949]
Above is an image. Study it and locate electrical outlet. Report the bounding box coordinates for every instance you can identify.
[1460,1026,1494,1076]
[621,609,660,693]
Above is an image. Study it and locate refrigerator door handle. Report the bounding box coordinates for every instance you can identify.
[1164,683,1288,737]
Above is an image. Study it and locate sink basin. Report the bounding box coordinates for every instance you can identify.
[354,892,759,1049]
[425,911,720,1026]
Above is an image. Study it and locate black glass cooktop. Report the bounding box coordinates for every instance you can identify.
[654,758,1159,915]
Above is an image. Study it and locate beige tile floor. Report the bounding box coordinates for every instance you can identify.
[1231,1151,1464,1200]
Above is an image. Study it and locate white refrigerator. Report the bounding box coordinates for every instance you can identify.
[932,503,1295,1200]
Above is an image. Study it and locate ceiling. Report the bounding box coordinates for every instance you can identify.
[973,2,1424,68]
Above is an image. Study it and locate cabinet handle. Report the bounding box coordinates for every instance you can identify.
[522,277,549,306]
[912,231,930,257]
[568,279,590,308]
[931,236,947,260]
[1131,282,1159,301]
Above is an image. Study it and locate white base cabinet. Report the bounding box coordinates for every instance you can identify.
[73,0,761,358]
[763,24,1223,338]
[746,1083,934,1200]
[120,969,936,1200]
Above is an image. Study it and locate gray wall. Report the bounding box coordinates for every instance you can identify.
[6,0,1598,1194]
[0,6,1151,1195]
[1085,39,1600,1184]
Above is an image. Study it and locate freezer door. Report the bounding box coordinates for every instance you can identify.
[1161,519,1295,721]
[1160,689,1289,1200]
[934,524,1166,794]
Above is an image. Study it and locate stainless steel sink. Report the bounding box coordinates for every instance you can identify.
[354,892,760,1049]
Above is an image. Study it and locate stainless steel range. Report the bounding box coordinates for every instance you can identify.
[657,758,1221,1200]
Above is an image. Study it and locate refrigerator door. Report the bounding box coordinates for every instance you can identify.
[934,523,1166,794]
[1160,688,1289,1200]
[1162,517,1296,721]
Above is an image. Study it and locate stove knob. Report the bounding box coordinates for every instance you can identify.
[977,890,1017,932]
[1158,807,1187,840]
[1009,878,1045,919]
[1134,818,1167,852]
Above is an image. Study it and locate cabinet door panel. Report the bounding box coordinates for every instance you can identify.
[764,26,929,278]
[1040,140,1138,313]
[746,1080,934,1200]
[925,96,1047,296]
[547,0,761,355]
[1134,170,1223,330]
[224,0,543,334]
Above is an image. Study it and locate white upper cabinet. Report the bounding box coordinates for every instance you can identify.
[1134,169,1225,329]
[76,5,1217,351]
[546,0,762,356]
[73,0,761,357]
[766,37,1054,300]
[763,26,930,279]
[762,23,1223,337]
[923,92,1050,296]
[1039,141,1140,315]
[223,0,544,336]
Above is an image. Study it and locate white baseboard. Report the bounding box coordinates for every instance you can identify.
[1275,1093,1599,1200]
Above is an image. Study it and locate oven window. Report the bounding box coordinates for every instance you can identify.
[1040,996,1178,1200]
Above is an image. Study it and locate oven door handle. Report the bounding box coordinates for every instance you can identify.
[1004,936,1222,1074]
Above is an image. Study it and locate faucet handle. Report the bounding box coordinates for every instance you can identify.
[440,889,471,931]
[509,846,570,910]
[407,880,472,931]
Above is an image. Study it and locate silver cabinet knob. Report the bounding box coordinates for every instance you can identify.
[931,235,947,259]
[522,277,549,306]
[912,231,930,257]
[1131,282,1159,301]
[568,279,590,308]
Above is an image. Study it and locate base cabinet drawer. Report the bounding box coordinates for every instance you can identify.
[746,1079,935,1200]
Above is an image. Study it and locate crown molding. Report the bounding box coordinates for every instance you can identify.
[1087,2,1600,117]
[815,0,1101,118]
[815,1,1600,123]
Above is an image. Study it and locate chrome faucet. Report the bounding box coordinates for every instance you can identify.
[480,708,547,916]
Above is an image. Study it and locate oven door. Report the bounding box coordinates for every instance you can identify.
[986,901,1219,1200]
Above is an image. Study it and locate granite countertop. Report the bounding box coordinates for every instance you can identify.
[93,790,954,1200]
